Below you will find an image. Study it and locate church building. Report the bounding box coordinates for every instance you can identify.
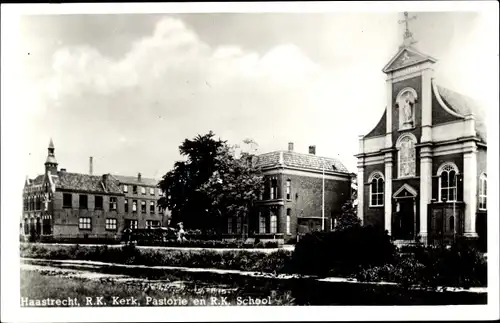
[356,13,487,246]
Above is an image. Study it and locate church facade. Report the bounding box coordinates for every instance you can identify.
[356,32,487,246]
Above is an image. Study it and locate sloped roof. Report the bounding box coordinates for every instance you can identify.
[435,84,487,143]
[255,151,349,173]
[52,172,123,194]
[112,174,159,187]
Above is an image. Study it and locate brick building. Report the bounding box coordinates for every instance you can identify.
[21,139,169,241]
[231,143,353,243]
[356,17,487,246]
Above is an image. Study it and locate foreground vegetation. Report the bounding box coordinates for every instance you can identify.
[21,266,486,306]
[20,243,292,274]
[21,225,487,289]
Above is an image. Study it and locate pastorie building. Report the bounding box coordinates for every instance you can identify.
[234,143,354,243]
[356,25,487,246]
[21,139,169,241]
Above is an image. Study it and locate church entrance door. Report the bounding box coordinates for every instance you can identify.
[393,199,415,240]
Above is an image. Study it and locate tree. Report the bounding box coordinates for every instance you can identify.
[198,145,263,239]
[334,198,361,232]
[157,131,226,231]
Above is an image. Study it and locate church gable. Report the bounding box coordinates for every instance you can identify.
[383,47,437,74]
[365,109,387,138]
[392,183,418,199]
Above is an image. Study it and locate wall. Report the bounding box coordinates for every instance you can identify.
[51,191,126,239]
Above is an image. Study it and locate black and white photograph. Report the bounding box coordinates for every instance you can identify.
[1,1,499,322]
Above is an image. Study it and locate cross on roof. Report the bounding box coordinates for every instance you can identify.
[398,12,417,47]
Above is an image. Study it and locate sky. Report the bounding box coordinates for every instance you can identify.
[17,10,497,180]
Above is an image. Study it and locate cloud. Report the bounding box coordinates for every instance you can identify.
[28,16,389,177]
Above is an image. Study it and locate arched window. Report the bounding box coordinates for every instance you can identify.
[368,171,384,207]
[396,134,417,178]
[438,162,459,202]
[479,173,487,210]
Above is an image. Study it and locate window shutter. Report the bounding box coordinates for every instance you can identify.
[432,176,439,200]
[457,174,463,201]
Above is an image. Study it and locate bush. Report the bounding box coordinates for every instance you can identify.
[20,243,293,273]
[357,239,487,288]
[291,226,396,277]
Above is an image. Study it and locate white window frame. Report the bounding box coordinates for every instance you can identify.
[149,201,155,213]
[105,218,117,230]
[132,200,137,212]
[127,219,138,229]
[259,213,266,234]
[141,187,146,195]
[286,215,291,235]
[396,133,417,179]
[437,162,459,202]
[270,214,277,234]
[109,197,117,210]
[78,217,91,230]
[123,185,128,193]
[368,171,385,207]
[150,187,155,195]
[141,200,146,213]
[286,179,291,200]
[479,173,487,210]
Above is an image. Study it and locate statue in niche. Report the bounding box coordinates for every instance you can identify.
[397,90,417,128]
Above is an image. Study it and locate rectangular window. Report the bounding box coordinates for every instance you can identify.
[141,187,146,195]
[150,201,155,213]
[123,185,128,193]
[24,199,28,211]
[141,200,146,213]
[79,217,91,230]
[132,200,137,212]
[270,214,277,234]
[126,219,138,229]
[157,188,162,196]
[150,187,155,195]
[286,180,291,200]
[95,196,103,209]
[227,218,233,234]
[270,178,278,200]
[146,220,160,229]
[79,195,88,209]
[109,197,117,211]
[63,193,72,208]
[236,217,242,234]
[124,199,129,213]
[259,214,266,234]
[133,185,138,194]
[35,197,41,210]
[286,216,291,235]
[105,218,117,230]
[479,175,487,210]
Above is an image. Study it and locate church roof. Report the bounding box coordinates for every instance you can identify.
[112,175,159,186]
[434,83,487,143]
[255,151,350,173]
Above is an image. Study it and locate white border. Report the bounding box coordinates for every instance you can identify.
[2,2,499,322]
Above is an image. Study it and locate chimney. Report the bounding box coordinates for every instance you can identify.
[89,156,93,175]
[138,172,142,182]
[288,142,294,152]
[308,145,316,155]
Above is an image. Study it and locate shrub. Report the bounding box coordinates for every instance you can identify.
[291,226,396,277]
[357,240,487,288]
